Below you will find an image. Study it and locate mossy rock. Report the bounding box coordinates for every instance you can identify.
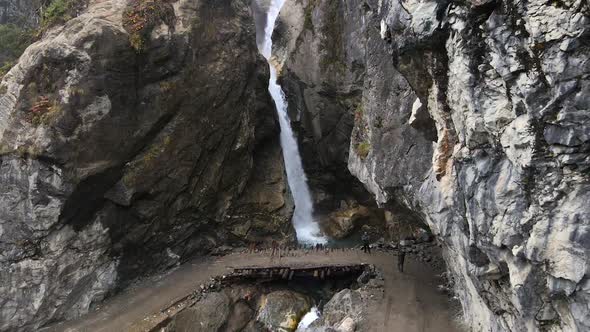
[122,0,176,52]
[256,290,312,332]
[355,141,371,160]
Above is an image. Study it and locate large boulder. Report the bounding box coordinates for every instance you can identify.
[0,0,295,330]
[313,289,365,328]
[256,290,312,332]
[322,202,380,239]
[173,292,231,332]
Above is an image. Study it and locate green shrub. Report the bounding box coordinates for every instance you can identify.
[0,60,15,79]
[41,0,87,31]
[356,141,371,160]
[43,0,70,26]
[0,24,33,58]
[0,24,34,79]
[0,1,88,79]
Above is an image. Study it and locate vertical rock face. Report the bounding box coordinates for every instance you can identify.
[276,0,589,331]
[0,0,42,27]
[272,0,379,212]
[0,0,294,330]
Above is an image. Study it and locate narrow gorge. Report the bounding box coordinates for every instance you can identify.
[0,0,588,331]
[257,0,326,244]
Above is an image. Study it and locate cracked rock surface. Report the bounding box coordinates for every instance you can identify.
[0,0,294,330]
[275,0,589,330]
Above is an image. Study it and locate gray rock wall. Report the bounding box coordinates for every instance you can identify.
[276,0,589,330]
[0,0,294,330]
[0,0,42,27]
[273,0,384,214]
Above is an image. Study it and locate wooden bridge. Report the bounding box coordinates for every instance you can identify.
[231,262,368,281]
[44,250,459,332]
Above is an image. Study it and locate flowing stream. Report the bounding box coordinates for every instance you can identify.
[259,0,326,244]
[296,306,321,330]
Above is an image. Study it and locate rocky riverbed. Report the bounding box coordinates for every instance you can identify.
[153,262,402,332]
[159,266,372,332]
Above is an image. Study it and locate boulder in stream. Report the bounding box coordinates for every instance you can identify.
[256,290,312,332]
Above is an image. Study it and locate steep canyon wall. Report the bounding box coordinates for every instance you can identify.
[0,0,294,330]
[275,0,589,331]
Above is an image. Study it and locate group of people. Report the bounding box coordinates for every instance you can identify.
[248,231,407,272]
[362,231,406,272]
[248,241,330,256]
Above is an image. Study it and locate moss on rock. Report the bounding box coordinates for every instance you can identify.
[122,0,176,52]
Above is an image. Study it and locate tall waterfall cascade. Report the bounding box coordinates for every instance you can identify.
[259,0,326,244]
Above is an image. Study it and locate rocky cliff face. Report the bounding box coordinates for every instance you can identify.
[276,0,589,331]
[0,0,294,330]
[271,0,379,215]
[0,0,42,27]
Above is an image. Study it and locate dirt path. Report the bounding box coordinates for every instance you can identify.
[367,252,460,332]
[45,249,461,332]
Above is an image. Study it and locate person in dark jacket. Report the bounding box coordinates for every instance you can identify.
[361,232,371,254]
[398,246,406,272]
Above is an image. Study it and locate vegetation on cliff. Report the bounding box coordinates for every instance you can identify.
[0,24,33,78]
[352,103,371,160]
[0,0,88,79]
[41,0,88,30]
[122,0,176,52]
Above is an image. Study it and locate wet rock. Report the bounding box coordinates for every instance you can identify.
[313,289,364,328]
[256,290,311,332]
[322,204,372,239]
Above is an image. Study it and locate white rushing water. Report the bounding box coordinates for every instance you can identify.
[260,0,326,244]
[296,306,321,330]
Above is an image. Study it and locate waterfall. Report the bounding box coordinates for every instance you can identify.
[258,0,326,244]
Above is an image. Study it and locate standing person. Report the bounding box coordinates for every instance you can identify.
[361,232,371,254]
[398,246,406,272]
[271,240,278,257]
